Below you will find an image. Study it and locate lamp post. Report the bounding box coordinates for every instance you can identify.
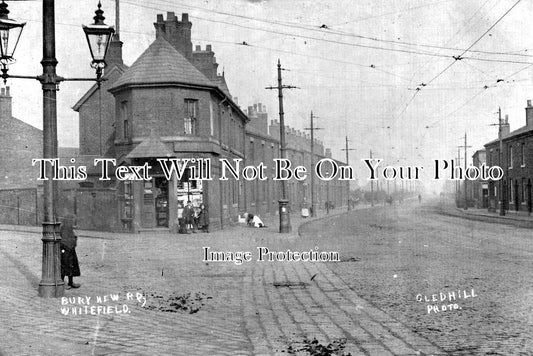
[83,1,115,82]
[0,0,25,83]
[2,0,114,298]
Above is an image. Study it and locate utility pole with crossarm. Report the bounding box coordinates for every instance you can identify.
[304,111,323,217]
[266,59,298,233]
[341,136,355,210]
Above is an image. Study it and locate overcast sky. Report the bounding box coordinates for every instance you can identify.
[7,0,533,190]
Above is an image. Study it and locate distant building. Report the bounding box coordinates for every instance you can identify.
[469,149,487,208]
[0,87,42,190]
[0,87,43,225]
[485,101,533,213]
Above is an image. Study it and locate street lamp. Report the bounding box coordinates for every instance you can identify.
[3,0,115,298]
[83,1,114,82]
[0,0,25,83]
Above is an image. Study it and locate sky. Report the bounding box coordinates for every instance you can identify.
[6,0,533,191]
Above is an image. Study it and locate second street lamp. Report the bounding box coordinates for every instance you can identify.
[83,1,115,82]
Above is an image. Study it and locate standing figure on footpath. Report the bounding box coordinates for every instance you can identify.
[60,214,81,289]
[182,200,196,234]
[197,203,209,233]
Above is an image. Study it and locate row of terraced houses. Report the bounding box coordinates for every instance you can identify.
[468,101,533,214]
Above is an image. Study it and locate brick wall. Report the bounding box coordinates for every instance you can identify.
[0,87,42,190]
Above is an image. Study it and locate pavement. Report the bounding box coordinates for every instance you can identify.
[0,204,451,356]
[433,198,533,228]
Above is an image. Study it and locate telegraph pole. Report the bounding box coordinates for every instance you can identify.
[490,108,506,215]
[458,133,472,210]
[304,111,322,217]
[498,108,505,215]
[266,59,298,233]
[456,148,461,206]
[341,136,355,210]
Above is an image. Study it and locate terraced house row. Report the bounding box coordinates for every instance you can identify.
[480,100,533,213]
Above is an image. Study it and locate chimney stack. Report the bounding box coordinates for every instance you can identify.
[526,100,533,127]
[0,86,12,121]
[154,12,192,58]
[502,114,510,136]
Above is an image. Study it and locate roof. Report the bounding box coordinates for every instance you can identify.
[110,37,214,91]
[126,130,174,159]
[213,76,231,97]
[72,65,127,111]
[485,125,533,147]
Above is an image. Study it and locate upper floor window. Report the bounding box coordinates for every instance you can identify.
[184,99,198,135]
[509,145,513,169]
[521,143,525,167]
[121,101,129,139]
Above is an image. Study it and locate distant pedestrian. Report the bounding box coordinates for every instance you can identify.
[197,203,209,233]
[418,194,422,204]
[60,214,81,289]
[182,201,196,234]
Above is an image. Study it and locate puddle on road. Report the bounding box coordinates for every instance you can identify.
[273,281,309,289]
[145,291,212,314]
[285,337,351,356]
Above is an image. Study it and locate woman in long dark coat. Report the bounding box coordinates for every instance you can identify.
[197,204,209,233]
[60,214,81,289]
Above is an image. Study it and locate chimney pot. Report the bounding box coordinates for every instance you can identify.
[195,45,201,51]
[206,44,212,52]
[6,86,10,96]
[528,100,531,107]
[182,13,189,22]
[166,12,175,20]
[156,14,164,22]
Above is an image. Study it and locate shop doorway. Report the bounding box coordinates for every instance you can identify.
[141,176,169,228]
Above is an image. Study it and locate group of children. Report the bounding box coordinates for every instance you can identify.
[180,201,209,234]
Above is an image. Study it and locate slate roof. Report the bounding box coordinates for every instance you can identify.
[72,65,127,111]
[126,130,174,159]
[213,76,231,97]
[111,37,214,90]
[485,125,533,146]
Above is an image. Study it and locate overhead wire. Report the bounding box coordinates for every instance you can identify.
[123,0,533,66]
[146,0,533,59]
[391,0,523,121]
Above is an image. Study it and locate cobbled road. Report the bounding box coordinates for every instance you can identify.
[301,201,533,355]
[0,201,531,355]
